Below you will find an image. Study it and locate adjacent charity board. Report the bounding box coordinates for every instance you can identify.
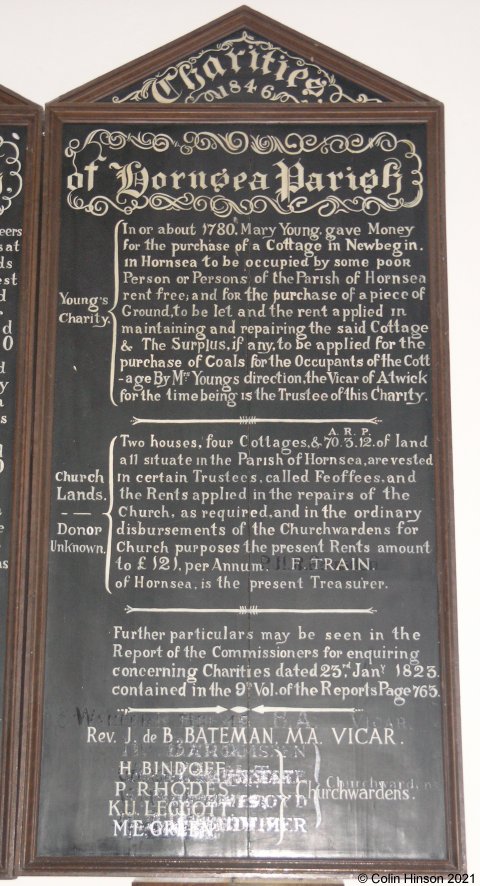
[0,104,40,876]
[18,11,464,877]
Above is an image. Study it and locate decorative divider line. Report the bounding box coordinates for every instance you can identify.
[118,705,362,714]
[131,416,382,425]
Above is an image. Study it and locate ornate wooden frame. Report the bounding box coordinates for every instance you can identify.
[0,89,41,878]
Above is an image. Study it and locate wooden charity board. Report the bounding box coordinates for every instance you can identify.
[0,88,41,878]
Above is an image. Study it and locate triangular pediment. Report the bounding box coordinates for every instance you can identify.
[101,27,385,106]
[52,7,433,105]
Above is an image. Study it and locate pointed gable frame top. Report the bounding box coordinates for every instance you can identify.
[51,6,435,107]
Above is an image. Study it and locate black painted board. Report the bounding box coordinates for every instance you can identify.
[0,123,28,877]
[33,119,451,866]
[0,125,25,759]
